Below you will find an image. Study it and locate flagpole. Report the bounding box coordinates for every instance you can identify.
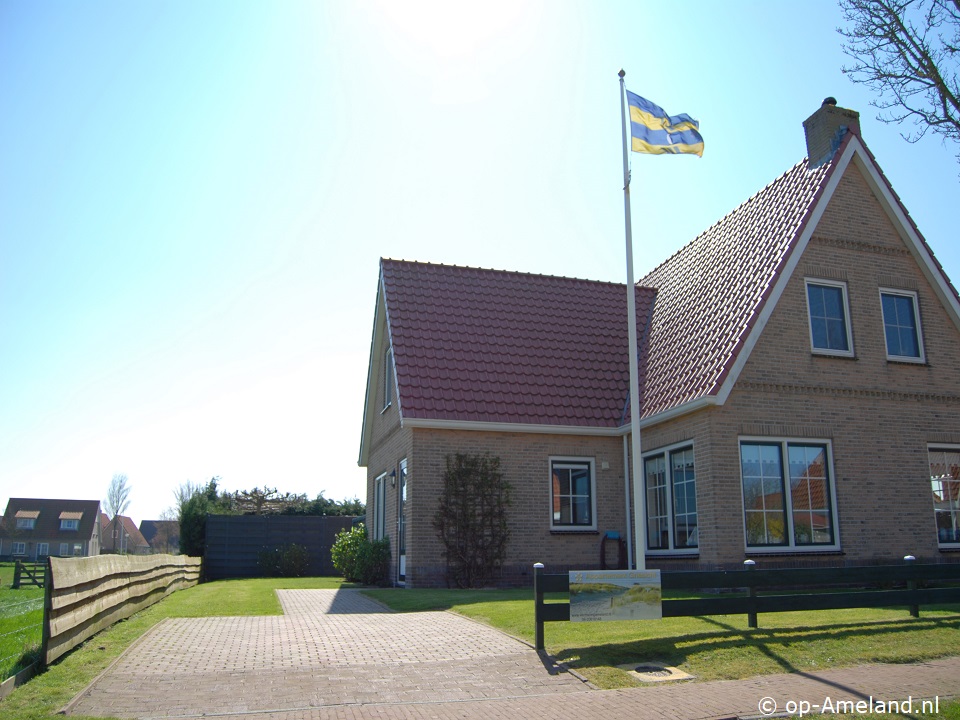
[619,69,645,571]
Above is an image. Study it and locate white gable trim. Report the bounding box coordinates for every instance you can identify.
[358,268,400,467]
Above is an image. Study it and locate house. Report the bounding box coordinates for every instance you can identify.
[140,519,181,554]
[0,498,102,560]
[100,513,152,554]
[358,99,960,587]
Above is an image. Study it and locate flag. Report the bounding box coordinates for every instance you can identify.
[626,91,704,157]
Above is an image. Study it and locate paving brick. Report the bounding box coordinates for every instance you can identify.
[63,589,959,720]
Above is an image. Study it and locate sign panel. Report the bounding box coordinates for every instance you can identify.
[569,569,662,622]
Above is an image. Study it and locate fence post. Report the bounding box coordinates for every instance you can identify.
[533,563,545,651]
[13,560,22,590]
[40,557,52,667]
[904,555,919,618]
[744,559,758,629]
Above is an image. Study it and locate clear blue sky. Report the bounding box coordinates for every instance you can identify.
[1,1,956,525]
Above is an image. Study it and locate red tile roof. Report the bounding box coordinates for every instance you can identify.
[638,157,835,418]
[100,513,151,553]
[381,260,656,428]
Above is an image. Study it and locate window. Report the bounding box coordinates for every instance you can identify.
[16,518,35,530]
[880,289,924,362]
[928,447,960,547]
[372,473,387,541]
[12,542,25,556]
[805,280,853,356]
[60,519,79,531]
[383,347,395,410]
[60,543,69,556]
[550,458,596,531]
[740,440,838,550]
[73,543,83,556]
[37,543,49,557]
[643,444,698,552]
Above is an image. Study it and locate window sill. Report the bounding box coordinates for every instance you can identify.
[745,548,844,557]
[645,551,699,559]
[938,545,960,552]
[886,357,927,366]
[550,529,599,535]
[810,351,857,360]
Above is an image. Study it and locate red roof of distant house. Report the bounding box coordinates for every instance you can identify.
[381,260,656,428]
[100,513,150,552]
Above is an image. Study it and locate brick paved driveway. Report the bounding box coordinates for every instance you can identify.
[65,589,587,718]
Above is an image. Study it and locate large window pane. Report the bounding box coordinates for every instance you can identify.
[881,292,921,359]
[551,461,593,528]
[807,283,850,353]
[741,443,787,546]
[929,448,960,545]
[671,447,698,548]
[645,455,668,549]
[788,445,834,545]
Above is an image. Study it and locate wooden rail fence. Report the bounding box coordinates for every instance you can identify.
[43,554,201,665]
[12,561,44,589]
[533,560,960,650]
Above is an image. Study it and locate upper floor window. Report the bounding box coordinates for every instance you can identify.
[60,518,79,531]
[928,447,960,547]
[880,289,924,362]
[383,347,395,410]
[644,444,698,552]
[16,518,36,530]
[805,279,853,356]
[550,458,596,531]
[740,439,839,550]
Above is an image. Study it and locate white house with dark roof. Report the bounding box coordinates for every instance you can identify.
[359,99,960,587]
[0,498,102,560]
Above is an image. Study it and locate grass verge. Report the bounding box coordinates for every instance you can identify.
[0,563,44,682]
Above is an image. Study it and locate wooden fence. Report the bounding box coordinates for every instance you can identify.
[12,561,44,589]
[533,561,960,650]
[43,554,201,665]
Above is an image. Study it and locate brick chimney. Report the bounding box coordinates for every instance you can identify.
[803,97,860,167]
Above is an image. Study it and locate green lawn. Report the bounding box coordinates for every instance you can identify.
[0,563,45,683]
[364,588,960,690]
[2,576,958,720]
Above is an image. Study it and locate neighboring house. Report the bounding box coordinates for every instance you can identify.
[0,498,102,560]
[358,99,960,588]
[139,520,181,554]
[100,513,151,555]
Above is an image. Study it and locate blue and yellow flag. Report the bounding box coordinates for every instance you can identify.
[627,91,704,157]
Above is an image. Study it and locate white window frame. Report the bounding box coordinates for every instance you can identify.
[927,445,960,548]
[804,278,855,357]
[12,542,26,556]
[73,543,83,556]
[16,518,36,530]
[549,457,597,532]
[372,472,387,541]
[643,442,699,555]
[60,543,70,556]
[60,518,79,531]
[382,347,395,411]
[879,288,925,363]
[37,543,49,557]
[738,437,841,553]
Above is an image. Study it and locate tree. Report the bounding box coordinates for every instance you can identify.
[432,454,511,588]
[178,478,236,556]
[839,0,960,164]
[104,473,131,554]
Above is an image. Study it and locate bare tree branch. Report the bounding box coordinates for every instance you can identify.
[839,0,960,165]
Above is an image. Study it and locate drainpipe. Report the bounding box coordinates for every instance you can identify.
[623,435,634,569]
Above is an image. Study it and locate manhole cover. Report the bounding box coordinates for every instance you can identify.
[616,661,694,683]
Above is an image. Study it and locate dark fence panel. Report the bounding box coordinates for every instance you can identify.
[204,515,355,580]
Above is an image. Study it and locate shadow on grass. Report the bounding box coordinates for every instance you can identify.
[552,615,960,677]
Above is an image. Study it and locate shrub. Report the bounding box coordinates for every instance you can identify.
[433,453,511,588]
[257,543,311,577]
[331,524,390,585]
